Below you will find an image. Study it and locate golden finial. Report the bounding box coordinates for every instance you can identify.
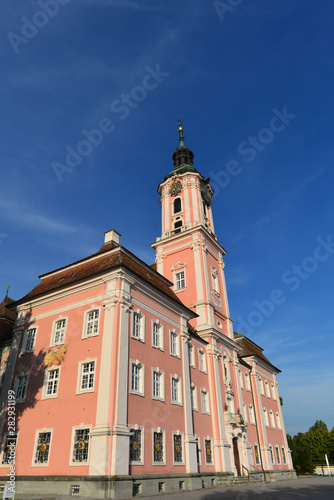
[177,116,185,146]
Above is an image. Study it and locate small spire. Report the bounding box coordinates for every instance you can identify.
[177,116,185,147]
[6,285,10,297]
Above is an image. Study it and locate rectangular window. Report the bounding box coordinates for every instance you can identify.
[46,368,59,396]
[269,410,275,428]
[239,370,244,389]
[204,439,212,464]
[276,412,281,429]
[188,343,194,367]
[245,373,251,391]
[211,269,219,293]
[254,444,260,465]
[16,375,28,402]
[175,271,185,290]
[129,428,142,463]
[259,378,264,395]
[34,432,51,464]
[201,389,209,414]
[152,323,160,348]
[190,385,197,410]
[282,447,286,465]
[133,313,141,338]
[198,350,206,372]
[131,364,140,393]
[153,431,164,463]
[265,381,271,398]
[170,331,179,356]
[271,383,277,400]
[1,433,18,465]
[53,319,66,344]
[275,446,281,464]
[171,376,181,405]
[243,403,247,423]
[73,429,90,463]
[173,434,183,463]
[263,408,269,427]
[25,328,36,352]
[269,445,274,464]
[152,370,163,400]
[86,310,99,336]
[249,405,255,424]
[80,361,95,391]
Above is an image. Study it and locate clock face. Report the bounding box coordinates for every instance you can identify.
[169,180,182,196]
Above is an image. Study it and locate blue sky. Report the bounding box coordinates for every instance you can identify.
[1,0,333,436]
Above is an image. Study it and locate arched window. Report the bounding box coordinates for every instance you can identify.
[174,198,182,214]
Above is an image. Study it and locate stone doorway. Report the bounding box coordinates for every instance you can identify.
[233,436,241,476]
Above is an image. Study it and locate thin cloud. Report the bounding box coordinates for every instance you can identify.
[0,200,78,234]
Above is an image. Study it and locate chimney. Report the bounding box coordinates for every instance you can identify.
[104,229,121,245]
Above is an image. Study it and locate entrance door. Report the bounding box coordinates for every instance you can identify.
[233,437,241,476]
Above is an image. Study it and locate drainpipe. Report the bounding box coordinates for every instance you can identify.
[249,367,266,482]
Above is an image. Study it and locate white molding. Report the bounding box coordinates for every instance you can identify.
[76,358,97,395]
[81,306,101,339]
[69,424,92,467]
[41,365,62,400]
[31,428,53,467]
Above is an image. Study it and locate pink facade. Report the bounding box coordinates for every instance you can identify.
[0,126,295,498]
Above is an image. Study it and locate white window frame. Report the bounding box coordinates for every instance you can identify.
[275,445,281,465]
[198,349,207,373]
[50,317,67,346]
[245,373,251,391]
[129,425,144,465]
[271,383,277,400]
[243,402,248,423]
[82,307,101,339]
[0,431,19,468]
[249,404,255,425]
[204,437,214,465]
[174,270,186,291]
[201,388,210,415]
[169,330,180,357]
[276,411,281,429]
[152,321,163,350]
[239,369,244,389]
[42,366,61,400]
[188,342,195,368]
[269,410,276,428]
[152,368,164,401]
[76,358,96,395]
[152,428,166,465]
[21,326,37,353]
[269,444,275,465]
[130,360,144,397]
[31,429,53,467]
[265,380,271,398]
[259,378,264,395]
[171,375,182,406]
[263,408,269,427]
[211,267,219,294]
[282,447,287,465]
[254,444,260,465]
[14,373,29,403]
[172,431,184,465]
[190,383,198,411]
[69,425,92,466]
[131,310,145,342]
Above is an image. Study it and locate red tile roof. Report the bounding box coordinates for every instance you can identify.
[13,244,196,318]
[234,333,280,373]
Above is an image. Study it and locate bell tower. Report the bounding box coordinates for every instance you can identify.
[152,119,234,341]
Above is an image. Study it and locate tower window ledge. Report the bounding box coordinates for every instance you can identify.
[174,287,186,294]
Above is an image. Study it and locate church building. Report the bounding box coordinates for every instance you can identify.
[0,121,295,498]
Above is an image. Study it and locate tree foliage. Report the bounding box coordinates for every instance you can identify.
[288,420,334,475]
